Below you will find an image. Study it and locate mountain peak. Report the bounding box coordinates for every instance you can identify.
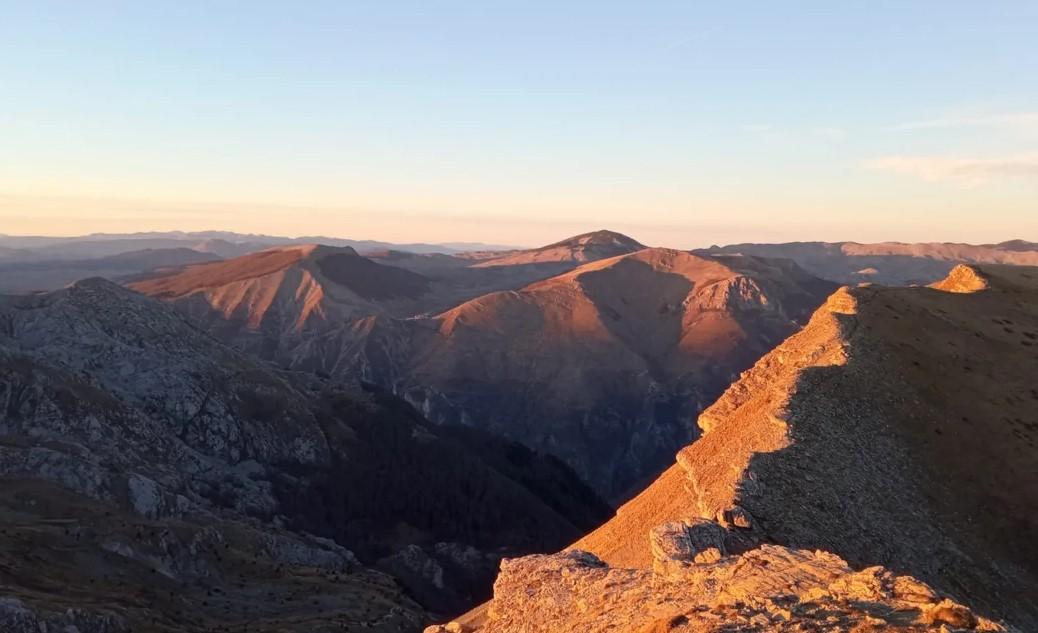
[274,243,360,259]
[127,243,431,333]
[68,276,124,291]
[63,276,145,303]
[547,230,645,250]
[471,230,645,269]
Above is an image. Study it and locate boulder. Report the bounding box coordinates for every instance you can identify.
[649,519,727,577]
[716,505,753,530]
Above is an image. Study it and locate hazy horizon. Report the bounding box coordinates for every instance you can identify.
[0,221,1035,252]
[3,2,1036,246]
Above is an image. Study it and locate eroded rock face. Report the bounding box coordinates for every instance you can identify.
[443,528,1004,633]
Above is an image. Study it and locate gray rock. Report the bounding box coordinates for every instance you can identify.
[650,519,727,576]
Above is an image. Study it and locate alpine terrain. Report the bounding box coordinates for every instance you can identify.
[444,263,1038,631]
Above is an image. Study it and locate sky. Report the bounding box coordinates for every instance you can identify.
[1,1,1036,248]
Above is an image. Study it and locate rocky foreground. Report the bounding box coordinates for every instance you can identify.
[430,517,1004,632]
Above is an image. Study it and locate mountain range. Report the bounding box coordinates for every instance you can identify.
[5,230,1038,296]
[0,231,517,295]
[0,231,514,261]
[698,240,1038,285]
[1,228,1037,631]
[124,232,836,500]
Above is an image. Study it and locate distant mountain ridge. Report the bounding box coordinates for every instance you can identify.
[698,239,1038,285]
[0,247,224,294]
[0,231,518,294]
[6,231,1036,294]
[0,231,517,258]
[466,229,646,267]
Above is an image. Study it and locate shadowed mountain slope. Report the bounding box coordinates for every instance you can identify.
[333,249,836,500]
[568,264,1038,629]
[0,278,610,627]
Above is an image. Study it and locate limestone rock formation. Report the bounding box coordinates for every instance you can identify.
[649,519,726,571]
[929,263,989,293]
[437,525,1004,633]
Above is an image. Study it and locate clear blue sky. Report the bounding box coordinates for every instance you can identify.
[1,1,1036,246]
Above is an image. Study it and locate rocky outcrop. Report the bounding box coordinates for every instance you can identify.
[929,263,989,293]
[649,519,727,570]
[435,520,1004,632]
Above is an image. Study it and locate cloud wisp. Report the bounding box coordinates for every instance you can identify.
[896,112,1038,133]
[866,153,1038,186]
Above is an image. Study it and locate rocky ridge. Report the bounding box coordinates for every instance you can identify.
[566,264,1038,628]
[443,264,1035,632]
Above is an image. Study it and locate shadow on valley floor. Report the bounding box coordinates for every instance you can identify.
[272,384,613,617]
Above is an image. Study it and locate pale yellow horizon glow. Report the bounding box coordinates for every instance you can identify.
[3,184,1036,249]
